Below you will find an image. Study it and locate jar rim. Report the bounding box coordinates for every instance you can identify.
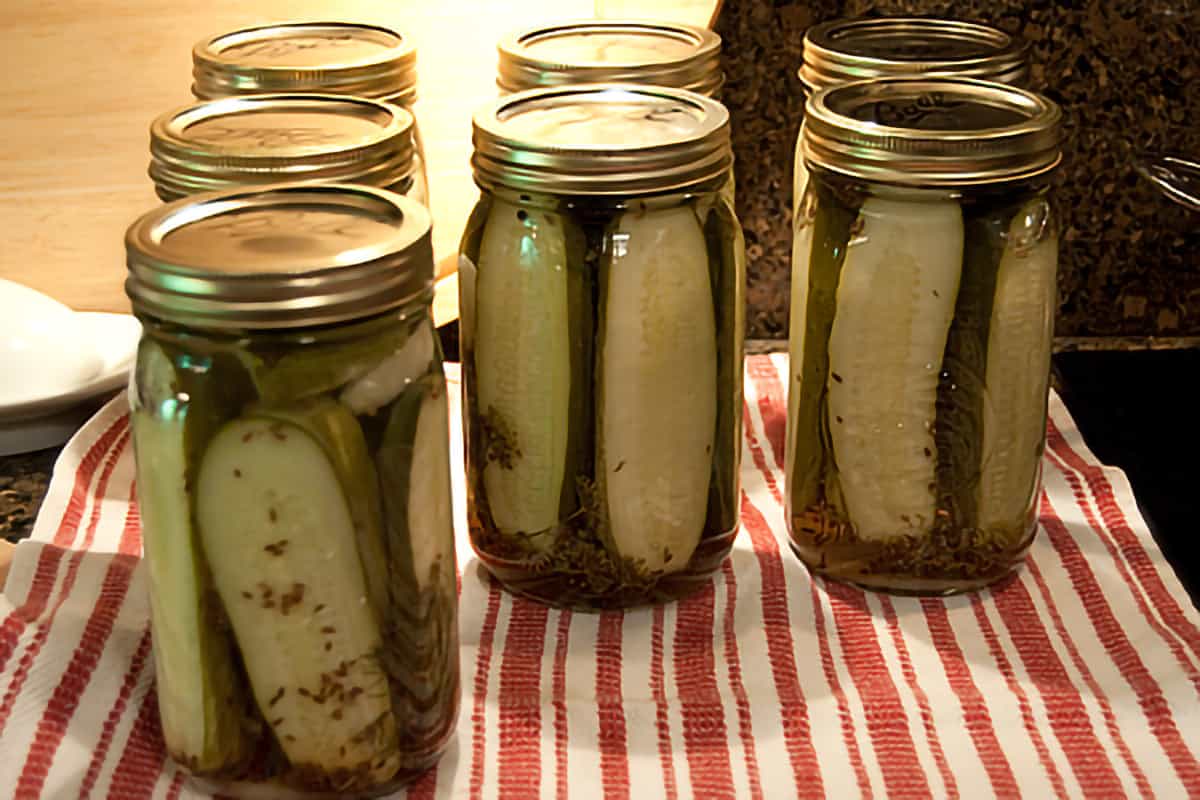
[125,183,433,330]
[192,21,418,104]
[497,19,723,97]
[472,83,731,196]
[148,94,416,199]
[799,17,1029,91]
[803,77,1062,187]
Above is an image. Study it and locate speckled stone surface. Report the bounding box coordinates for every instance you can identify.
[716,0,1200,340]
[0,449,58,543]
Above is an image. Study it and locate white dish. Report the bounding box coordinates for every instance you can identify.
[0,280,140,454]
[0,312,141,423]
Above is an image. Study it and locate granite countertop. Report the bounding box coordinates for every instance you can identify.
[3,346,1195,609]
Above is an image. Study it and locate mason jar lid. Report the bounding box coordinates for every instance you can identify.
[126,183,433,330]
[148,94,416,200]
[799,18,1029,91]
[497,20,723,97]
[472,83,730,196]
[802,78,1062,187]
[192,22,418,105]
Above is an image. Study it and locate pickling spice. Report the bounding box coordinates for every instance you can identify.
[460,84,746,610]
[787,78,1063,594]
[125,184,458,795]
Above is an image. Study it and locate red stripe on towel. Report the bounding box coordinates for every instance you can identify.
[920,600,1019,796]
[675,581,736,799]
[596,611,630,800]
[650,604,679,800]
[0,416,128,672]
[1038,491,1200,789]
[721,558,764,800]
[0,430,130,740]
[823,581,932,798]
[468,580,504,800]
[497,597,548,799]
[989,576,1125,796]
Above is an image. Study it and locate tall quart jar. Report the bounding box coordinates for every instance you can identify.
[794,18,1030,216]
[126,184,458,795]
[192,22,429,203]
[787,79,1062,594]
[461,84,745,610]
[149,94,423,205]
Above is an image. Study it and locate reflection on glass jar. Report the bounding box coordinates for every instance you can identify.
[787,78,1062,594]
[125,185,457,795]
[461,85,745,610]
[192,22,430,204]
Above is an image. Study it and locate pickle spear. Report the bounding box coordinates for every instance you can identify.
[377,379,456,594]
[826,195,963,541]
[340,323,436,416]
[978,199,1057,531]
[195,414,398,788]
[253,398,391,627]
[130,340,255,774]
[600,204,717,573]
[474,198,572,544]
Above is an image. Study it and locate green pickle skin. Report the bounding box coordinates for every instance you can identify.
[786,174,1051,594]
[129,311,458,794]
[461,190,743,610]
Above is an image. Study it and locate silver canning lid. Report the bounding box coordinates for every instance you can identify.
[193,22,418,105]
[803,78,1062,186]
[126,183,433,329]
[799,18,1029,91]
[497,20,723,97]
[472,84,730,196]
[149,95,416,201]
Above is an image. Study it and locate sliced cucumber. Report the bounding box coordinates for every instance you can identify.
[703,196,745,533]
[787,185,857,518]
[339,322,436,417]
[826,195,963,541]
[600,204,717,573]
[130,340,255,774]
[255,322,410,406]
[933,199,1013,528]
[473,198,572,542]
[978,199,1057,531]
[253,399,390,627]
[786,187,816,499]
[377,379,455,594]
[195,416,398,786]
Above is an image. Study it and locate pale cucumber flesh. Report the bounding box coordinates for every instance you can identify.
[195,416,398,786]
[340,322,436,416]
[601,205,717,574]
[474,198,572,541]
[979,199,1057,530]
[826,196,963,541]
[130,341,254,773]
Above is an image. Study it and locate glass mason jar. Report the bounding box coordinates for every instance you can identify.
[149,94,423,205]
[460,85,745,610]
[125,185,458,795]
[787,79,1063,594]
[192,22,429,204]
[794,18,1030,219]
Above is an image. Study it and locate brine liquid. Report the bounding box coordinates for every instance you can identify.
[460,192,744,610]
[131,312,459,794]
[786,176,1055,595]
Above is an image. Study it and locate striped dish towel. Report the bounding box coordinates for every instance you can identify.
[1,355,1198,799]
